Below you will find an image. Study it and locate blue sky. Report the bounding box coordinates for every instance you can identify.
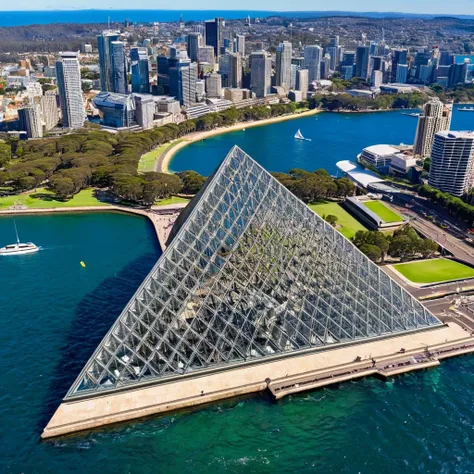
[2,0,474,14]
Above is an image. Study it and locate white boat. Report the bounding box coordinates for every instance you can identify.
[0,221,39,256]
[294,129,311,141]
[459,106,474,112]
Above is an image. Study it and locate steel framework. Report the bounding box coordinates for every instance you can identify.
[67,146,441,398]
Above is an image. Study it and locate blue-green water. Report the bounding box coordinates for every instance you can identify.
[171,106,474,176]
[3,109,474,472]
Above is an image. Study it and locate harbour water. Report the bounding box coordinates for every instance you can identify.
[2,109,474,472]
[170,106,474,176]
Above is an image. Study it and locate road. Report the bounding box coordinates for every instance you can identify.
[389,202,474,266]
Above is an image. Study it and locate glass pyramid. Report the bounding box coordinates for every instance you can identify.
[67,146,441,398]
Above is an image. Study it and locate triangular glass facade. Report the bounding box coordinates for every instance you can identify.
[67,146,441,398]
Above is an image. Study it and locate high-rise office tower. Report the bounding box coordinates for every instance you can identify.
[187,32,202,62]
[205,17,225,58]
[296,68,309,96]
[290,64,298,89]
[429,131,474,197]
[41,91,59,131]
[219,53,242,88]
[303,45,322,82]
[130,47,150,94]
[97,31,119,92]
[18,104,43,138]
[205,73,223,98]
[56,52,84,129]
[391,49,408,83]
[414,99,453,158]
[235,34,245,56]
[355,45,370,79]
[448,61,469,87]
[341,51,356,67]
[396,64,409,83]
[327,46,341,71]
[198,46,215,66]
[250,51,271,98]
[170,61,198,107]
[439,51,453,66]
[330,36,339,47]
[275,41,292,88]
[371,56,383,72]
[110,41,128,94]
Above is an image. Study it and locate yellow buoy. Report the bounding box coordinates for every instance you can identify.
[80,261,86,268]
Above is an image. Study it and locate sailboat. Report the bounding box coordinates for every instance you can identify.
[294,129,311,141]
[0,220,39,256]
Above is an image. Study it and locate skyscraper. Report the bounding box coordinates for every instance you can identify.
[55,52,85,129]
[205,72,223,98]
[448,61,469,87]
[110,41,128,94]
[304,45,322,82]
[187,32,202,62]
[41,91,59,131]
[250,51,271,98]
[414,99,453,158]
[275,41,292,88]
[429,131,474,197]
[391,49,408,83]
[355,46,370,80]
[296,68,309,96]
[198,46,215,66]
[205,18,224,58]
[18,104,43,138]
[327,46,341,71]
[97,31,119,92]
[219,53,242,88]
[396,64,409,83]
[170,61,198,107]
[130,47,150,94]
[235,34,245,56]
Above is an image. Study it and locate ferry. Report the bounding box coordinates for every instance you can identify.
[458,106,474,112]
[0,221,39,256]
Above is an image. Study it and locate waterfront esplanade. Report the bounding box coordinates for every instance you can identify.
[43,146,471,438]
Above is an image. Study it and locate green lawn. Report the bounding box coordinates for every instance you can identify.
[309,200,367,239]
[0,188,109,209]
[155,196,190,206]
[138,140,183,173]
[363,200,403,223]
[393,258,474,284]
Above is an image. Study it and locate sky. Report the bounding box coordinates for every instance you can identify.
[2,0,474,14]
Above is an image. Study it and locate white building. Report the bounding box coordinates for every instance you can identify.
[359,144,400,171]
[41,91,60,131]
[414,99,452,158]
[55,52,85,129]
[428,131,474,197]
[389,153,418,175]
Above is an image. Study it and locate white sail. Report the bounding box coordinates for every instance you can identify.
[294,129,304,139]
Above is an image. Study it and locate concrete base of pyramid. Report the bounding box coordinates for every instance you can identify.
[42,322,473,439]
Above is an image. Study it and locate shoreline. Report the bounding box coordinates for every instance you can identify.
[157,108,322,173]
[0,203,187,250]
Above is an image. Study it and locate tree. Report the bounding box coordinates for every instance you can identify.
[324,214,338,226]
[0,143,11,167]
[49,176,75,198]
[359,244,382,262]
[177,170,206,194]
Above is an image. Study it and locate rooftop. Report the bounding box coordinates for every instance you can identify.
[364,144,399,156]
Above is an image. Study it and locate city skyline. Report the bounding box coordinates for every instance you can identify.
[1,3,474,15]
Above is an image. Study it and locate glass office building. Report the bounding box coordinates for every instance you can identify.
[67,146,441,398]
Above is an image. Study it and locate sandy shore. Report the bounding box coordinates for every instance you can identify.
[157,108,322,173]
